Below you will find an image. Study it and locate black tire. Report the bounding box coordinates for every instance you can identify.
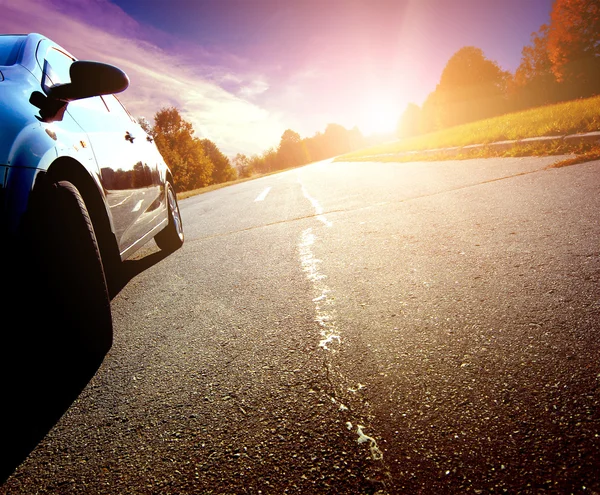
[42,180,113,359]
[0,181,112,480]
[154,181,184,253]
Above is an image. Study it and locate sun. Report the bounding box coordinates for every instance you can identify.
[359,101,399,136]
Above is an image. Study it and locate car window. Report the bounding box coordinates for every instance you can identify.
[74,95,110,112]
[0,35,25,66]
[102,94,136,123]
[42,47,73,90]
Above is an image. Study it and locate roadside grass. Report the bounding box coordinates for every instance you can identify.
[548,145,600,168]
[336,95,600,162]
[353,139,600,164]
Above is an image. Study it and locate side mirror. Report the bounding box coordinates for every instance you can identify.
[47,61,129,102]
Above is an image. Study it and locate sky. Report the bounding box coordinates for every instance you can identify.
[1,0,555,156]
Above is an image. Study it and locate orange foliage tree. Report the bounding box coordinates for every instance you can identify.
[512,24,561,108]
[200,138,237,184]
[547,0,600,96]
[153,107,214,192]
[420,47,510,131]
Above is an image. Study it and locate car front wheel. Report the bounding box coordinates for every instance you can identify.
[154,181,184,253]
[42,180,113,360]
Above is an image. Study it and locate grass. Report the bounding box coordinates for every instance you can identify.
[549,146,600,168]
[336,95,600,162]
[348,139,600,165]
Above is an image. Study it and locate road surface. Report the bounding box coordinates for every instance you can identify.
[2,156,599,494]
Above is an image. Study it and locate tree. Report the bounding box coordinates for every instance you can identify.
[262,148,279,173]
[321,123,352,157]
[276,129,309,168]
[200,138,237,183]
[438,47,509,92]
[512,24,561,107]
[137,116,152,135]
[427,46,510,128]
[152,107,214,192]
[232,153,254,178]
[547,0,600,97]
[247,148,279,174]
[419,91,442,133]
[397,103,421,138]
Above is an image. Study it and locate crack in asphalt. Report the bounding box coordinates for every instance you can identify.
[295,215,391,491]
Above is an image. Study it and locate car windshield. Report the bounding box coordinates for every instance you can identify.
[0,35,25,66]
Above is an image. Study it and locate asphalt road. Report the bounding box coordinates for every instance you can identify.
[2,156,599,494]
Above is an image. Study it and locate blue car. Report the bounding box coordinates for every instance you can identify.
[0,33,184,356]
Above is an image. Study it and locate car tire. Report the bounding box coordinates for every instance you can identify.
[154,181,184,253]
[42,180,113,360]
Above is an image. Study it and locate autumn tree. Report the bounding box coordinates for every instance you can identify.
[200,138,237,183]
[512,24,561,108]
[421,46,510,130]
[152,107,214,192]
[547,0,600,97]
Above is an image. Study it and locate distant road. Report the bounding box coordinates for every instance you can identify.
[3,155,599,494]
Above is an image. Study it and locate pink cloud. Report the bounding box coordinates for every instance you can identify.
[0,0,285,155]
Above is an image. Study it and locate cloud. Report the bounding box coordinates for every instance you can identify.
[0,0,285,155]
[238,79,270,99]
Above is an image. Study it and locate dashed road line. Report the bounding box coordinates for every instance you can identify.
[254,186,272,202]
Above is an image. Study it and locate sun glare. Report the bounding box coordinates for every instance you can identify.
[359,101,400,136]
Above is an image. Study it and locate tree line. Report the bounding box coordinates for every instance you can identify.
[232,124,366,179]
[398,0,599,137]
[143,0,597,192]
[141,107,366,192]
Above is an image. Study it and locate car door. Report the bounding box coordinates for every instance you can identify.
[38,45,163,256]
[92,94,164,254]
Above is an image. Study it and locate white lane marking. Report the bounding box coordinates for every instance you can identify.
[299,181,332,227]
[254,186,272,202]
[132,200,144,212]
[298,228,340,350]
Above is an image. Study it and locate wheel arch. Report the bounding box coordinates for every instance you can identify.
[45,157,121,268]
[165,170,175,188]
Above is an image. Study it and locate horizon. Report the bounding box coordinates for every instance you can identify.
[1,0,554,157]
